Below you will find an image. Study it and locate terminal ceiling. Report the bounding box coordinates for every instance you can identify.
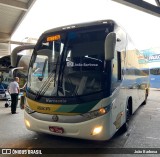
[112,0,160,17]
[0,0,160,57]
[0,0,36,56]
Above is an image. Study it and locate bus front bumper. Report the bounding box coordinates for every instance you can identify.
[24,111,112,141]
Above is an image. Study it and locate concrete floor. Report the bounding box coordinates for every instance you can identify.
[0,89,160,157]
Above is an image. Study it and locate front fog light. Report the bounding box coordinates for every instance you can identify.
[91,126,103,135]
[25,119,31,128]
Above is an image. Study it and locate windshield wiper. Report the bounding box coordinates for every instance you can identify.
[57,59,79,97]
[66,75,79,96]
[35,56,60,100]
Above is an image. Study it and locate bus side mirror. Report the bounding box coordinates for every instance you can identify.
[105,32,116,60]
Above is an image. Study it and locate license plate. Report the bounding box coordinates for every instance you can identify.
[49,126,64,134]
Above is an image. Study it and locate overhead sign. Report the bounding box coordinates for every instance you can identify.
[148,54,160,62]
[139,48,160,64]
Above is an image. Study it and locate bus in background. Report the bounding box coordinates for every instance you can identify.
[0,45,34,104]
[0,70,11,100]
[150,68,160,88]
[10,45,35,88]
[24,20,149,141]
[148,55,160,89]
[140,48,160,89]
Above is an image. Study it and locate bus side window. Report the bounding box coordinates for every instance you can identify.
[117,51,122,80]
[112,51,122,91]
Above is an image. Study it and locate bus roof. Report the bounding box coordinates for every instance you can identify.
[43,19,117,35]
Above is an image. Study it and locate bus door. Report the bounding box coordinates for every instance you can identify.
[110,28,126,130]
[111,51,124,130]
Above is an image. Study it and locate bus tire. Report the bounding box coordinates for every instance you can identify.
[5,103,9,108]
[120,122,128,132]
[126,98,132,121]
[142,90,148,105]
[120,101,130,133]
[142,96,147,105]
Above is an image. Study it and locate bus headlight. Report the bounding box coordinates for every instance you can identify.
[82,105,111,120]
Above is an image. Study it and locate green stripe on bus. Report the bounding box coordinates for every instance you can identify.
[56,100,99,114]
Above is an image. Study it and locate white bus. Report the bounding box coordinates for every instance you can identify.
[24,20,149,141]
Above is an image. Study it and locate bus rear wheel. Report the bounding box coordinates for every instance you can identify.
[120,121,128,133]
[142,90,148,105]
[120,103,130,133]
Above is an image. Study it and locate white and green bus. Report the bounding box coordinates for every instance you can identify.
[24,20,149,141]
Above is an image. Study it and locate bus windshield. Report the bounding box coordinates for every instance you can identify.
[27,27,107,97]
